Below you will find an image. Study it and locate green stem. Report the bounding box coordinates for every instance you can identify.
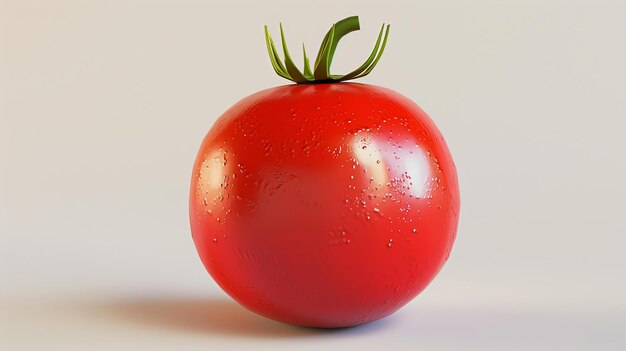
[264,16,390,84]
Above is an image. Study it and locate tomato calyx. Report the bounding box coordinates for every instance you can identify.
[264,16,390,84]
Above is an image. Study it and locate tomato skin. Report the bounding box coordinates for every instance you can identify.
[190,83,459,328]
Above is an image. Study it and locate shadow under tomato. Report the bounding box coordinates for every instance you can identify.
[88,296,393,339]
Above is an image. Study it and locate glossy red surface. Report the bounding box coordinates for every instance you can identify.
[189,83,460,328]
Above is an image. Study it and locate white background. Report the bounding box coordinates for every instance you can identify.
[1,0,625,350]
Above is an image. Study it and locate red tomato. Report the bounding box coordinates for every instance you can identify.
[189,82,459,328]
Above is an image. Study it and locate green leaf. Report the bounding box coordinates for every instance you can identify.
[354,24,390,79]
[302,43,313,79]
[263,16,390,84]
[279,23,308,83]
[325,16,360,70]
[341,24,387,80]
[264,26,291,80]
[314,30,332,69]
[314,23,335,80]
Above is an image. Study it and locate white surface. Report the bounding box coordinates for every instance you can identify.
[1,0,625,350]
[2,296,624,351]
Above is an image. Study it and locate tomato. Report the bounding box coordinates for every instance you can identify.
[189,82,459,328]
[190,16,459,328]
